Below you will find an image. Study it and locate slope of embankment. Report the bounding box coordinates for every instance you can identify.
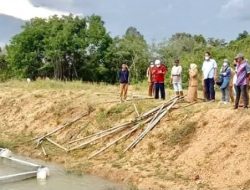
[0,80,250,190]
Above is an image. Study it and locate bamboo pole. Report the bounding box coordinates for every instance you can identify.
[88,116,153,159]
[67,121,134,144]
[133,103,140,117]
[88,124,141,159]
[35,112,88,143]
[46,138,68,152]
[41,145,47,156]
[68,123,133,151]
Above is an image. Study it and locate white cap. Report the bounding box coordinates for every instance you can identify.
[155,59,161,65]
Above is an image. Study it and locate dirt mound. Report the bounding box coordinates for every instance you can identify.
[1,82,250,190]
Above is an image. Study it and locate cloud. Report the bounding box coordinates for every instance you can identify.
[0,0,77,20]
[220,0,250,20]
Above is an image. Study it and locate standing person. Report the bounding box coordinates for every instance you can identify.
[187,63,198,102]
[171,59,183,97]
[229,60,236,103]
[234,53,250,109]
[202,52,218,102]
[153,59,167,100]
[118,64,129,102]
[146,61,155,96]
[219,59,231,104]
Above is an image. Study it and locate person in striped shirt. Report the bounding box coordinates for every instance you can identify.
[234,53,250,109]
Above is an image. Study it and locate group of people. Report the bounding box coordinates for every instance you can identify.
[118,51,250,109]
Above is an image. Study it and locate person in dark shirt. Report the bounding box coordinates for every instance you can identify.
[118,64,129,102]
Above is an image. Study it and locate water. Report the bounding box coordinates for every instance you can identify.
[0,157,124,190]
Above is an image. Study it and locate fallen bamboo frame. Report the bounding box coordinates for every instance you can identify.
[124,98,178,152]
[88,124,141,159]
[88,116,153,159]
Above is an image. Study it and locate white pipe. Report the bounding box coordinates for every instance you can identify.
[3,157,40,168]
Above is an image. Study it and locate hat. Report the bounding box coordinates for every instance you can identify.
[150,61,154,65]
[223,59,228,63]
[155,59,161,65]
[235,53,244,59]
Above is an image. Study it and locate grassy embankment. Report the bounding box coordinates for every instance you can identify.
[0,80,250,190]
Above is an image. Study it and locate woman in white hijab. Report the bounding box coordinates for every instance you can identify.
[187,63,198,102]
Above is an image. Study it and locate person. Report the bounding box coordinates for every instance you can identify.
[146,61,155,96]
[171,59,183,97]
[118,64,129,102]
[187,63,198,102]
[229,60,236,103]
[219,59,231,104]
[152,59,167,100]
[234,53,250,109]
[202,52,217,102]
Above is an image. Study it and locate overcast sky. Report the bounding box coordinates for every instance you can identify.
[1,0,250,46]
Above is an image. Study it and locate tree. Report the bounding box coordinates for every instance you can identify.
[105,27,150,83]
[237,30,248,40]
[6,15,112,82]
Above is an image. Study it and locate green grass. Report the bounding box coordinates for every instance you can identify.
[167,121,197,146]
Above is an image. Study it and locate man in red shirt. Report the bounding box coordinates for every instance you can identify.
[152,59,167,100]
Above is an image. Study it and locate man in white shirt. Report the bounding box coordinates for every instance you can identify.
[171,59,183,97]
[202,52,217,101]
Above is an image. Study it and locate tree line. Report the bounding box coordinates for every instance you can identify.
[0,14,250,86]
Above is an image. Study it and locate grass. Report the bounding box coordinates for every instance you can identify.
[167,121,198,146]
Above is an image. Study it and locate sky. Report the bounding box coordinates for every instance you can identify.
[1,0,250,47]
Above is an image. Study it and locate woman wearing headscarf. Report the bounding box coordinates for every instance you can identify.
[187,63,198,102]
[219,59,231,104]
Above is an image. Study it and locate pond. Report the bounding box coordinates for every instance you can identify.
[0,155,124,190]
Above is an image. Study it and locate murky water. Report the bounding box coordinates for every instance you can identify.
[0,157,124,190]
